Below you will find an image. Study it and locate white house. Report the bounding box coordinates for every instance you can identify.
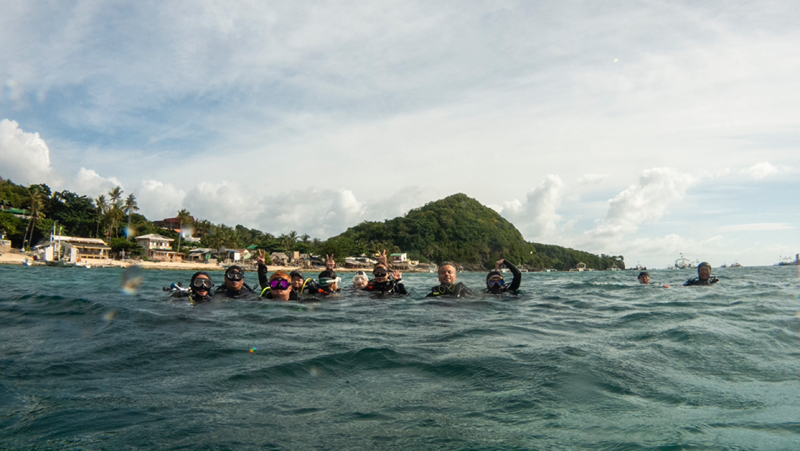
[135,234,180,261]
[33,235,111,263]
[390,253,408,263]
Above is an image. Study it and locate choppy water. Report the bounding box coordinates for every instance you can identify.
[2,265,800,450]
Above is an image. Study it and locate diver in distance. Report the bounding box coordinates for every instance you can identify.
[311,269,341,296]
[427,262,473,298]
[216,265,256,299]
[637,271,670,288]
[260,270,300,301]
[352,271,369,289]
[485,259,521,295]
[364,263,408,295]
[683,262,719,286]
[165,271,214,303]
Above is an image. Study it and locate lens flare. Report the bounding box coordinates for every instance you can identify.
[122,265,144,295]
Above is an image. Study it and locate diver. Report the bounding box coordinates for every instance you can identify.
[309,269,341,296]
[260,270,300,301]
[427,262,473,298]
[638,271,670,288]
[352,271,369,289]
[289,270,320,295]
[165,272,215,303]
[683,262,719,286]
[363,264,408,295]
[215,265,256,299]
[485,259,521,295]
[256,249,270,289]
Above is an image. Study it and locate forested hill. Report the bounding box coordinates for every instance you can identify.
[317,194,624,271]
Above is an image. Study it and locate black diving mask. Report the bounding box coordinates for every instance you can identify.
[225,270,244,281]
[192,278,213,290]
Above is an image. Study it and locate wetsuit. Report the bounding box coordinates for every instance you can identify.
[215,284,257,299]
[427,282,473,298]
[683,277,719,286]
[310,285,340,297]
[295,278,320,296]
[257,263,269,289]
[364,278,408,295]
[260,288,300,301]
[487,261,522,295]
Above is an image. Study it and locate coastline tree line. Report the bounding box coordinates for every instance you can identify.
[0,178,624,270]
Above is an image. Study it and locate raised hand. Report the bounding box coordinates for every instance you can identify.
[257,249,266,266]
[392,270,402,281]
[326,254,335,269]
[495,259,505,270]
[378,249,389,266]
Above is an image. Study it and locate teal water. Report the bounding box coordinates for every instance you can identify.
[1,265,800,449]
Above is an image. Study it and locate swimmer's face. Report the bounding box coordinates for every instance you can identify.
[225,273,244,290]
[353,277,368,289]
[698,266,711,280]
[291,276,304,289]
[272,278,291,300]
[438,265,457,284]
[638,275,650,285]
[373,266,389,283]
[194,274,211,294]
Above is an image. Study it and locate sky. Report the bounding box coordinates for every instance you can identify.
[1,0,798,268]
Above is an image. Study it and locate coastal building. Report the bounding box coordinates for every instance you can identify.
[270,252,289,266]
[135,234,181,261]
[0,200,30,219]
[152,217,200,242]
[390,253,408,264]
[32,235,111,264]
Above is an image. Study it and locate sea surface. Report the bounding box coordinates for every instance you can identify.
[1,264,800,450]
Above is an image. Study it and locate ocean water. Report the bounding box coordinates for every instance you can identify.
[1,265,800,450]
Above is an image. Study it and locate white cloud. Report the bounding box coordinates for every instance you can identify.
[136,180,186,220]
[742,161,778,180]
[183,181,260,227]
[577,173,609,185]
[72,167,123,198]
[0,119,57,185]
[583,168,698,244]
[718,223,793,232]
[499,175,564,242]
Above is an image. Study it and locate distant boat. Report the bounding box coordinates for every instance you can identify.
[674,253,693,269]
[729,261,742,268]
[776,254,799,266]
[46,260,76,268]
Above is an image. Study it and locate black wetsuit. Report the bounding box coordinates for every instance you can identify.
[683,277,719,286]
[293,278,320,296]
[486,261,522,295]
[215,284,257,299]
[427,282,473,298]
[257,263,269,289]
[364,279,408,295]
[260,288,300,301]
[309,285,340,297]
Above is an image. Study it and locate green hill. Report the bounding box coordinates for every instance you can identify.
[317,193,624,271]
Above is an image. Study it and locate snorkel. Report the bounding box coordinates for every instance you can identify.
[318,270,340,293]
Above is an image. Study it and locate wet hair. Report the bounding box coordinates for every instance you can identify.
[638,271,649,279]
[486,270,503,282]
[226,265,243,275]
[697,262,711,270]
[373,263,390,272]
[289,270,304,279]
[191,271,211,285]
[319,269,337,279]
[439,262,456,272]
[271,271,290,281]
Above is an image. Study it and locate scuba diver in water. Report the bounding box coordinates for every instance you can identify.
[288,255,336,295]
[638,271,670,288]
[256,249,270,289]
[260,270,300,301]
[352,271,369,289]
[310,269,341,297]
[427,262,473,298]
[485,259,521,295]
[165,272,215,303]
[683,262,719,286]
[216,265,256,299]
[364,263,408,295]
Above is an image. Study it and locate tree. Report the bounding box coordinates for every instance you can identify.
[22,185,46,250]
[107,186,124,238]
[95,195,108,237]
[123,194,139,239]
[175,208,193,252]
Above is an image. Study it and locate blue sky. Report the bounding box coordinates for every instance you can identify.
[1,1,798,267]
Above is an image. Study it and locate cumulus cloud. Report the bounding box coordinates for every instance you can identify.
[742,161,778,180]
[72,167,123,198]
[0,119,57,185]
[583,168,698,244]
[184,181,261,227]
[577,173,609,185]
[499,175,564,241]
[136,180,186,220]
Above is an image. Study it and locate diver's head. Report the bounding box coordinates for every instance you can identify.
[289,270,305,290]
[637,271,650,285]
[190,271,213,296]
[697,262,712,280]
[373,264,390,283]
[224,265,245,290]
[353,271,369,289]
[269,271,292,301]
[438,262,457,285]
[486,270,505,292]
[319,269,339,292]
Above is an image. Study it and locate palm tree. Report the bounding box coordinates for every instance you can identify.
[107,186,124,238]
[23,186,46,250]
[123,194,139,239]
[95,195,107,238]
[175,209,193,252]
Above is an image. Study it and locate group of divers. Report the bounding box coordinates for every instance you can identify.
[165,250,720,304]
